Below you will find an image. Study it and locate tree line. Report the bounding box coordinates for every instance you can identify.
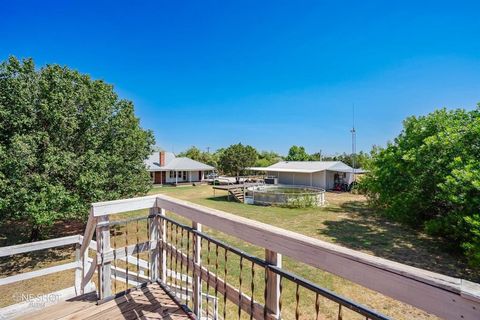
[177,144,370,179]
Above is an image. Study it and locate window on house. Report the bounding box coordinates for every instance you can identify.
[169,171,174,178]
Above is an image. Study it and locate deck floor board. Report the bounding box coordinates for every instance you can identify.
[15,283,193,320]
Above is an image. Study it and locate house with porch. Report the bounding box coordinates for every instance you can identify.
[248,161,361,190]
[145,151,215,185]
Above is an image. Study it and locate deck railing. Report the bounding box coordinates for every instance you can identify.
[1,194,478,319]
[75,194,480,320]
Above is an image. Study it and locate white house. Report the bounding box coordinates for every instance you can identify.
[145,151,215,185]
[248,161,358,190]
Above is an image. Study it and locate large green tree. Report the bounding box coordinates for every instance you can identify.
[285,145,310,161]
[0,57,154,239]
[218,143,257,182]
[360,106,480,266]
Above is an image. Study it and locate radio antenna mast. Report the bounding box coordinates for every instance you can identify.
[351,104,357,184]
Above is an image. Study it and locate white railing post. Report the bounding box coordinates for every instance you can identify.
[74,243,82,295]
[159,208,167,283]
[96,215,111,299]
[192,221,202,316]
[149,207,160,281]
[265,249,282,319]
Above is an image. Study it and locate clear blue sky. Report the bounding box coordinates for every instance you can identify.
[1,1,479,155]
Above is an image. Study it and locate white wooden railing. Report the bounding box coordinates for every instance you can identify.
[77,194,480,320]
[0,194,479,319]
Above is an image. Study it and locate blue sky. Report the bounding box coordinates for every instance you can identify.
[1,1,480,155]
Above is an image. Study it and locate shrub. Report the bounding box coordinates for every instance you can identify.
[360,106,480,266]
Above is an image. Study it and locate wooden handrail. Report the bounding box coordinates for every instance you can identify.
[0,235,81,257]
[90,194,480,320]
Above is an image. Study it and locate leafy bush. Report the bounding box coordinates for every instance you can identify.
[360,106,480,266]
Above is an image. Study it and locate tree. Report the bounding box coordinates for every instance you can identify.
[178,146,219,168]
[255,151,282,167]
[0,57,154,240]
[319,151,371,168]
[178,146,202,161]
[218,143,257,182]
[285,145,310,161]
[360,106,480,266]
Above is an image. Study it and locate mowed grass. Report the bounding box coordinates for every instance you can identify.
[0,184,476,319]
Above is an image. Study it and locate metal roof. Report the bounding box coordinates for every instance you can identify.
[145,152,215,171]
[248,161,354,173]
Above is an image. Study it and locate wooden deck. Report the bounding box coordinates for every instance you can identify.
[17,282,194,320]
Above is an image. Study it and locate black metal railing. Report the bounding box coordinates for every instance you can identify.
[95,212,390,319]
[159,214,391,320]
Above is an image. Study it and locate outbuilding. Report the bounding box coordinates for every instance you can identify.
[248,161,361,190]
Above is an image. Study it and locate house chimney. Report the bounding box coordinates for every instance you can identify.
[159,151,165,166]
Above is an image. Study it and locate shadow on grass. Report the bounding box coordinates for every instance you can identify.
[318,201,479,282]
[206,195,231,202]
[0,219,85,275]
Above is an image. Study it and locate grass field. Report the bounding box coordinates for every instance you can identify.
[0,184,477,319]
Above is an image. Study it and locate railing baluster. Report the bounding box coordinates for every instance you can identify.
[175,224,179,295]
[315,292,320,320]
[125,220,129,289]
[279,275,283,317]
[223,249,228,320]
[169,221,174,287]
[180,227,185,303]
[239,256,243,320]
[160,209,167,283]
[295,283,300,320]
[338,304,343,320]
[147,215,150,280]
[185,228,190,307]
[192,222,202,316]
[264,265,268,320]
[136,219,140,282]
[113,226,117,294]
[214,243,219,320]
[206,239,211,320]
[250,260,255,320]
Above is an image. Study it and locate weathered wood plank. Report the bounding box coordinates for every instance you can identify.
[0,235,80,257]
[96,215,112,299]
[265,249,281,317]
[91,195,158,216]
[149,207,160,281]
[0,261,79,286]
[3,285,96,320]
